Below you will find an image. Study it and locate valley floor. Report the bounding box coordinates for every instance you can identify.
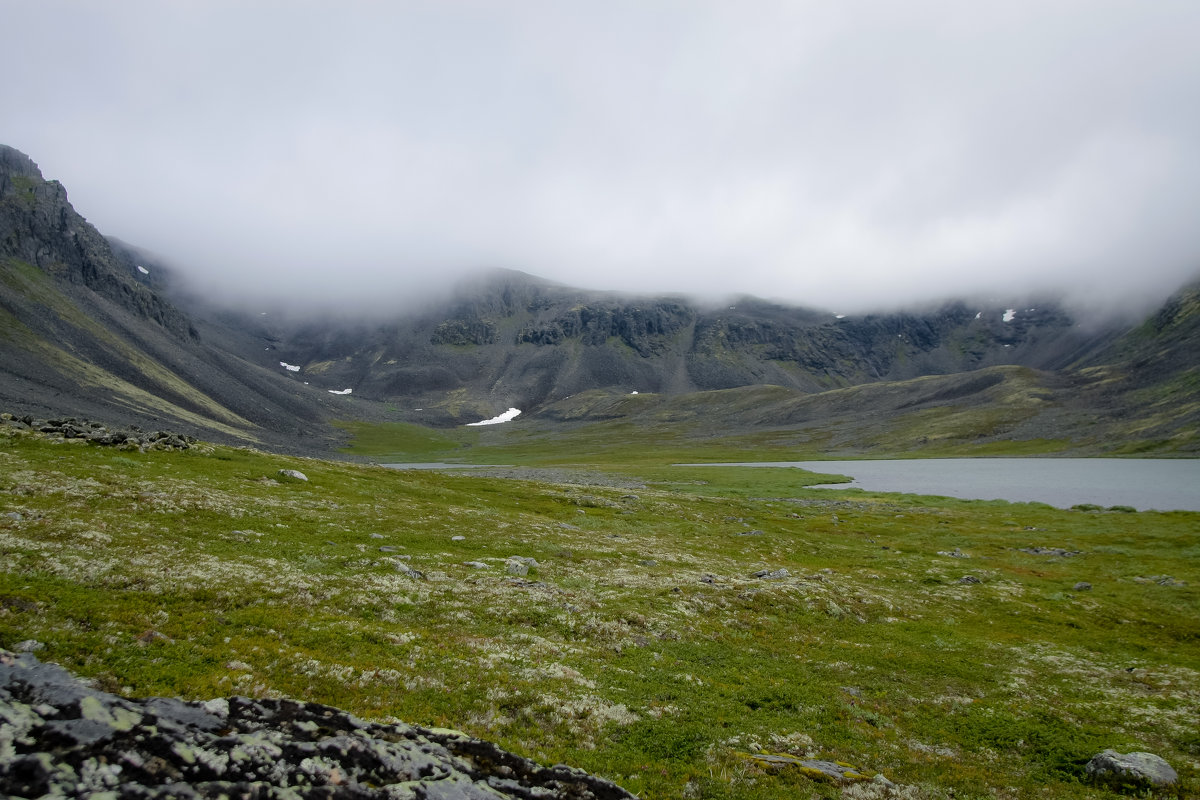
[0,423,1197,799]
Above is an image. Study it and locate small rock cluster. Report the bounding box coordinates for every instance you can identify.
[0,649,635,799]
[1,414,198,451]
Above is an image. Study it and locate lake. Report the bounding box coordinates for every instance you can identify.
[678,459,1200,511]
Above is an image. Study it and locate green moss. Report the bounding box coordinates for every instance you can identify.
[1,429,1196,799]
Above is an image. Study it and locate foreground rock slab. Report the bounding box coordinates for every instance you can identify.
[0,650,635,799]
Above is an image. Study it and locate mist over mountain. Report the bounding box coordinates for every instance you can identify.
[2,144,1197,454]
[6,3,1200,315]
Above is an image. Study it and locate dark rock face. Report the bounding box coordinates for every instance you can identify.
[0,145,196,342]
[0,649,635,799]
[224,269,1117,418]
[0,146,355,455]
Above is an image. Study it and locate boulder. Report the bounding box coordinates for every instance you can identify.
[1085,749,1178,791]
[277,469,309,481]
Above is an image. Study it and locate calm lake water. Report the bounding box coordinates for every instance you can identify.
[679,459,1200,511]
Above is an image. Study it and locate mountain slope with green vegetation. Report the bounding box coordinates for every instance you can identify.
[4,143,1199,457]
[0,145,355,453]
[2,421,1196,799]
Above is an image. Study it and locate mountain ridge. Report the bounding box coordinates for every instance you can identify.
[1,144,1196,454]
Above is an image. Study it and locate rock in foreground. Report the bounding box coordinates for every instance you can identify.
[1085,749,1178,792]
[0,649,635,799]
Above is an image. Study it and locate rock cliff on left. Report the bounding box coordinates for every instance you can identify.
[0,146,345,453]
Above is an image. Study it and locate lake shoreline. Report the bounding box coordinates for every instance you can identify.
[677,458,1200,511]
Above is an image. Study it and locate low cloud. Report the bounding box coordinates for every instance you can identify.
[4,1,1199,313]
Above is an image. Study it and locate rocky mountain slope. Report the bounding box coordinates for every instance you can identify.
[197,267,1123,426]
[0,146,348,453]
[1,143,1196,452]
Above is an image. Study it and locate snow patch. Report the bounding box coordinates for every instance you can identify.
[466,408,521,426]
[1003,309,1016,322]
[630,391,639,395]
[328,388,353,395]
[835,314,845,319]
[975,311,982,319]
[279,362,301,372]
[136,265,149,275]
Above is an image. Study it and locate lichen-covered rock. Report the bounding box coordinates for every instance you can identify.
[0,649,635,799]
[743,752,888,785]
[1085,749,1178,791]
[0,415,200,452]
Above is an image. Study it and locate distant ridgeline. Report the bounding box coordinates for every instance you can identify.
[2,143,1198,452]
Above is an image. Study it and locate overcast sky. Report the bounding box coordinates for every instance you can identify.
[4,1,1199,313]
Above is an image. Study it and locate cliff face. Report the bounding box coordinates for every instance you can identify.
[0,146,344,451]
[207,268,1114,422]
[0,147,195,340]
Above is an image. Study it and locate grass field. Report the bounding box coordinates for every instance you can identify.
[1,421,1196,799]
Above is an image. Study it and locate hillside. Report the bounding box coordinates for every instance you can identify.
[200,269,1118,426]
[0,146,348,453]
[1,143,1198,455]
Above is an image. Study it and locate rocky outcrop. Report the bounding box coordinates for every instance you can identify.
[0,145,197,342]
[0,648,635,799]
[1,414,200,451]
[0,146,357,454]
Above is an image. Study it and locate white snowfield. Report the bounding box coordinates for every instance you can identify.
[466,408,521,426]
[279,362,301,372]
[136,265,149,275]
[1003,309,1016,322]
[328,388,353,395]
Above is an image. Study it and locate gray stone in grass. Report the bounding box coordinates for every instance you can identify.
[748,753,880,783]
[1085,750,1177,790]
[506,561,529,576]
[396,563,424,579]
[957,575,982,585]
[464,561,490,569]
[1073,581,1092,591]
[276,469,308,481]
[1019,546,1080,557]
[752,568,791,580]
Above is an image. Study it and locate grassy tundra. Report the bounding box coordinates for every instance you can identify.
[1,421,1196,799]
